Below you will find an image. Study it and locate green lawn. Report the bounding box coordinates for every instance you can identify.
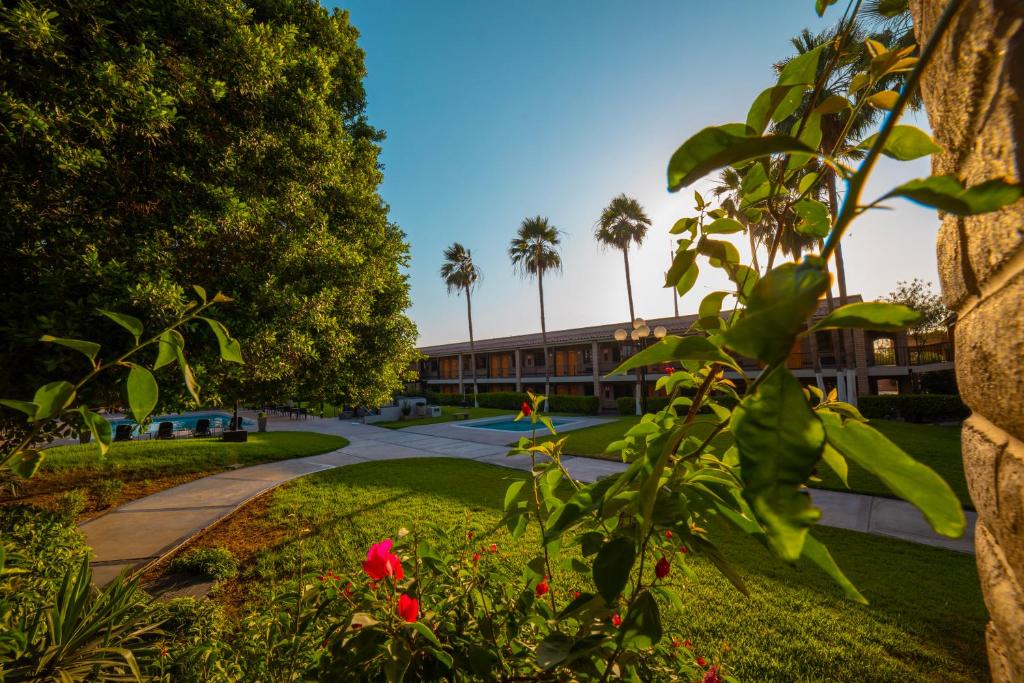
[206,457,986,682]
[40,431,349,478]
[540,417,970,506]
[374,405,514,429]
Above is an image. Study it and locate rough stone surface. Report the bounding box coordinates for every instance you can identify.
[912,0,1024,678]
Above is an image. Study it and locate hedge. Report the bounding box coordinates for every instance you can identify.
[421,391,600,415]
[616,394,738,416]
[858,394,968,423]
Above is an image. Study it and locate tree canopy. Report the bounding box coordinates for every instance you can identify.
[0,0,417,410]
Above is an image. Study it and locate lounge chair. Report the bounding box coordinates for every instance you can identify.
[156,421,175,439]
[113,424,133,442]
[193,418,211,438]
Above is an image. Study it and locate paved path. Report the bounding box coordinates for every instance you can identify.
[82,413,975,585]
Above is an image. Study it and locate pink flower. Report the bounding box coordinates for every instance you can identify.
[535,578,549,597]
[397,594,418,622]
[362,539,403,581]
[521,401,532,416]
[702,666,722,683]
[655,556,671,579]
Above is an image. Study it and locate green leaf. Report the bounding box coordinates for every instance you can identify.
[8,450,43,478]
[536,633,573,670]
[200,317,244,364]
[504,480,527,511]
[620,590,662,648]
[408,621,441,648]
[698,237,740,267]
[728,264,759,304]
[698,291,730,331]
[778,44,825,87]
[676,261,699,297]
[813,95,850,115]
[858,126,941,161]
[668,125,815,191]
[746,84,807,134]
[98,309,143,342]
[720,262,830,364]
[704,218,744,235]
[731,367,824,561]
[820,443,849,487]
[670,217,698,235]
[664,250,696,289]
[593,538,635,602]
[608,336,737,376]
[821,414,965,538]
[0,399,39,419]
[174,345,201,404]
[793,199,831,237]
[813,302,921,331]
[801,533,867,603]
[192,284,207,303]
[126,364,158,425]
[865,90,899,109]
[78,407,113,456]
[32,381,76,421]
[691,538,749,595]
[882,176,1023,216]
[154,329,184,370]
[39,336,100,363]
[816,0,840,16]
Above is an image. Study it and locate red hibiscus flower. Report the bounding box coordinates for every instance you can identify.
[664,366,675,375]
[612,613,622,628]
[664,529,673,539]
[489,543,498,554]
[573,590,581,599]
[472,552,481,563]
[655,556,671,579]
[467,531,474,540]
[684,639,693,649]
[679,546,690,554]
[535,579,549,597]
[696,656,707,667]
[702,666,722,683]
[397,594,418,622]
[671,638,682,648]
[362,539,403,581]
[521,401,532,416]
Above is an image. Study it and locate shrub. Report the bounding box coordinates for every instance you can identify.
[171,546,239,581]
[90,478,125,509]
[475,391,600,415]
[424,391,466,406]
[52,489,88,520]
[916,369,958,394]
[859,394,968,423]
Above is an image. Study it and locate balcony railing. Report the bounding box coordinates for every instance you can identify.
[871,342,954,367]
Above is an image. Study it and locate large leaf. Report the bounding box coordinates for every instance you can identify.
[704,218,745,235]
[801,533,867,604]
[882,176,1023,216]
[39,336,100,363]
[668,125,815,191]
[200,317,244,364]
[698,291,730,331]
[720,261,829,364]
[32,381,76,421]
[593,538,635,602]
[0,399,38,419]
[98,309,143,342]
[821,414,965,538]
[620,590,662,648]
[7,449,43,478]
[608,335,737,376]
[858,125,941,161]
[746,84,807,134]
[812,302,921,332]
[79,406,113,456]
[731,367,824,561]
[154,329,184,370]
[126,364,158,425]
[793,199,831,238]
[778,44,825,86]
[664,250,696,289]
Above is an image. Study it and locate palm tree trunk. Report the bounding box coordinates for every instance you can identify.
[826,173,854,375]
[622,248,636,322]
[538,266,550,401]
[466,287,479,408]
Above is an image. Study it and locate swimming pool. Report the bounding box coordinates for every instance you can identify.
[464,417,573,432]
[109,412,254,435]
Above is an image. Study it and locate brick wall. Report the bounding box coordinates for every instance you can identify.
[911,2,1024,680]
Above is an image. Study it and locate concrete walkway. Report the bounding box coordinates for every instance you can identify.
[81,413,975,585]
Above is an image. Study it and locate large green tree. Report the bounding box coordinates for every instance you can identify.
[0,0,417,412]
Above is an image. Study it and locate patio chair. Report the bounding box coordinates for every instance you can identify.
[113,424,133,442]
[156,421,175,440]
[193,418,211,438]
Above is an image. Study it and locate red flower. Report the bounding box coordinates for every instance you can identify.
[535,578,549,597]
[684,639,693,649]
[655,556,671,579]
[664,530,673,540]
[679,546,690,554]
[344,582,353,596]
[702,666,722,683]
[573,590,581,599]
[489,543,498,554]
[612,613,622,628]
[696,656,707,667]
[472,552,481,563]
[362,539,403,582]
[467,531,474,540]
[521,401,532,416]
[671,638,682,648]
[397,594,419,622]
[664,366,675,375]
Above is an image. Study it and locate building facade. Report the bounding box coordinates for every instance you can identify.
[412,296,955,411]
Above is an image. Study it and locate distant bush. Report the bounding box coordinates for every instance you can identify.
[91,478,125,509]
[424,391,466,406]
[52,489,88,520]
[860,394,968,423]
[916,369,958,395]
[172,546,239,581]
[423,390,599,414]
[617,393,737,416]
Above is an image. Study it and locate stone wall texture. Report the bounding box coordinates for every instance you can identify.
[911,1,1024,680]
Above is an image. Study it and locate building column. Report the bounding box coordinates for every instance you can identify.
[514,349,522,393]
[591,341,601,398]
[912,3,1024,680]
[457,353,464,395]
[851,328,870,398]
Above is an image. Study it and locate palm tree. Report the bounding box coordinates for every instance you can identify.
[441,243,482,407]
[509,216,562,399]
[594,194,652,322]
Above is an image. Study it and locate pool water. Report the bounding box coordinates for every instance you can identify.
[109,412,254,435]
[466,417,572,432]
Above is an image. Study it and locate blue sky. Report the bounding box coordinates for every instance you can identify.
[333,1,940,347]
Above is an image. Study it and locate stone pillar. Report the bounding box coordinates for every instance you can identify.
[911,3,1024,679]
[457,353,464,396]
[591,341,601,397]
[514,348,523,392]
[851,328,870,396]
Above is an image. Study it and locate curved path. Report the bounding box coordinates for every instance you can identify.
[82,414,975,586]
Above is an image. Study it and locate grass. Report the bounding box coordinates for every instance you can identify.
[374,405,514,429]
[537,417,970,506]
[183,457,986,682]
